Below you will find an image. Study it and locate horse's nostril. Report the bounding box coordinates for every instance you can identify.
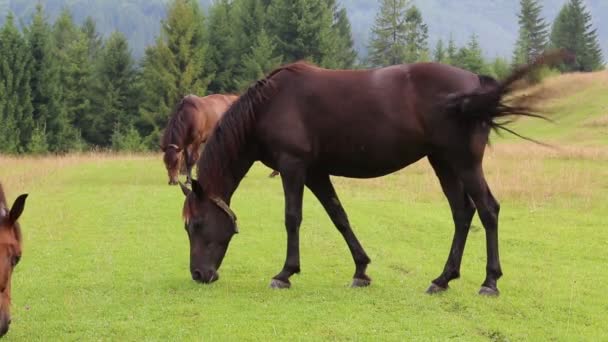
[192,269,203,282]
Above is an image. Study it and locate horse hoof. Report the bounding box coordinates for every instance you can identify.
[426,283,448,294]
[351,278,371,288]
[270,279,291,289]
[479,286,500,296]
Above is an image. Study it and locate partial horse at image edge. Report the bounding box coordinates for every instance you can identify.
[0,183,27,337]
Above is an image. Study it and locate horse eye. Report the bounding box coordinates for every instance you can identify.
[12,255,20,267]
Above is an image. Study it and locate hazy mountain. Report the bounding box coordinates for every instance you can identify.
[1,0,606,61]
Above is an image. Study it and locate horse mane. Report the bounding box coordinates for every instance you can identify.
[160,96,197,149]
[198,62,311,195]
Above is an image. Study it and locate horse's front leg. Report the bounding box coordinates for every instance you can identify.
[270,163,305,289]
[185,144,201,185]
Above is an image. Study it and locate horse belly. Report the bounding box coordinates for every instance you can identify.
[319,137,428,178]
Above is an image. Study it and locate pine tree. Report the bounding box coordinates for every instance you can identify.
[403,6,428,63]
[87,32,140,146]
[267,0,336,67]
[206,0,237,93]
[139,0,210,143]
[332,6,358,68]
[550,0,603,71]
[51,8,85,151]
[230,0,274,88]
[231,0,268,56]
[63,31,92,148]
[491,57,511,79]
[513,0,548,66]
[0,13,34,153]
[26,4,62,153]
[446,34,457,65]
[81,16,102,61]
[433,38,446,63]
[235,29,282,91]
[367,0,410,66]
[454,34,488,74]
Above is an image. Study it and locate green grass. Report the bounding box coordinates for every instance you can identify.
[1,71,607,341]
[1,145,607,341]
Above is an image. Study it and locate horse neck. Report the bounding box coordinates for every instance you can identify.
[166,110,191,148]
[200,146,257,204]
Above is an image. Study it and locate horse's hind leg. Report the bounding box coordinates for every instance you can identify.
[427,156,476,294]
[306,173,371,287]
[458,166,502,296]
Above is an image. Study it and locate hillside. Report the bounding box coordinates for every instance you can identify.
[497,70,608,146]
[1,0,606,61]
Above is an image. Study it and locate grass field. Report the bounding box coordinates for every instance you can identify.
[1,72,607,340]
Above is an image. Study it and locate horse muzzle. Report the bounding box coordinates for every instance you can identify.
[191,268,219,284]
[0,315,10,337]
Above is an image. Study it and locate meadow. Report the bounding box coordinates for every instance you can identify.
[1,72,607,340]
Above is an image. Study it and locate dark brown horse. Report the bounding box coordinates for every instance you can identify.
[161,94,239,185]
[179,52,566,295]
[0,183,27,337]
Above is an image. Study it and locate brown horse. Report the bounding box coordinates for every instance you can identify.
[161,94,239,185]
[179,52,567,295]
[0,184,27,337]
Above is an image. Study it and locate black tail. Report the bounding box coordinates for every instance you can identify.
[444,49,573,145]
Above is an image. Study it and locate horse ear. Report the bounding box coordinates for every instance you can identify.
[159,144,166,152]
[9,194,28,223]
[179,182,191,197]
[191,179,204,198]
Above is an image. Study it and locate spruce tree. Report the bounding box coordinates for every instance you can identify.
[513,0,548,66]
[491,57,511,79]
[230,0,274,88]
[206,0,237,93]
[51,8,84,151]
[26,4,61,153]
[404,6,428,63]
[550,0,603,71]
[367,0,410,66]
[88,32,140,146]
[139,0,210,143]
[454,34,488,74]
[433,39,446,63]
[81,16,102,61]
[62,31,92,149]
[235,29,282,91]
[267,0,336,67]
[0,13,34,153]
[446,34,457,65]
[332,6,358,68]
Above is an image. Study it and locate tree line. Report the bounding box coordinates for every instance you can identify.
[368,0,603,76]
[0,0,603,154]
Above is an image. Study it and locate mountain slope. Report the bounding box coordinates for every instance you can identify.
[498,70,608,145]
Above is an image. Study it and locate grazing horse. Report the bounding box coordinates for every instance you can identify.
[179,52,566,295]
[0,184,27,337]
[161,94,238,185]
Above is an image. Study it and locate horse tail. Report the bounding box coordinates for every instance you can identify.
[443,49,573,144]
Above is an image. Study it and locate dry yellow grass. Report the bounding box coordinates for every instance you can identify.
[521,70,608,105]
[0,152,159,196]
[333,142,607,210]
[3,143,602,209]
